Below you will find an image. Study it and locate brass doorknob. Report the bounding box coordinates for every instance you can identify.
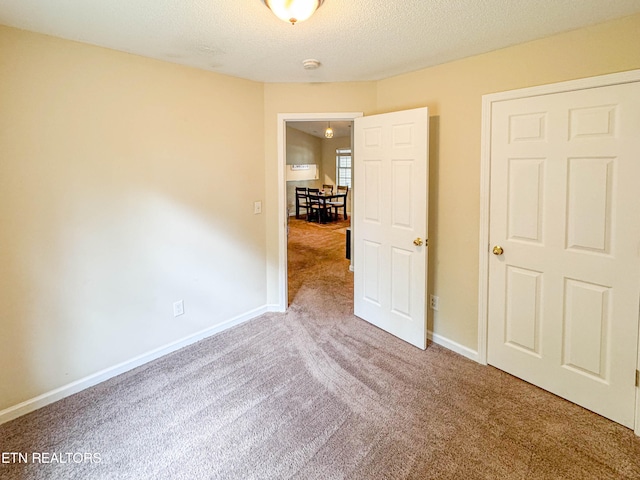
[492,245,504,256]
[413,238,424,246]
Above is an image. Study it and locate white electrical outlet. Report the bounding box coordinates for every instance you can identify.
[430,295,439,311]
[254,201,262,214]
[173,300,184,317]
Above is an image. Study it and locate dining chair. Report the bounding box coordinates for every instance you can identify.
[306,188,321,222]
[328,185,349,220]
[322,184,334,194]
[307,188,330,223]
[295,187,309,219]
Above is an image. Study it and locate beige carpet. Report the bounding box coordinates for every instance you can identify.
[1,218,639,479]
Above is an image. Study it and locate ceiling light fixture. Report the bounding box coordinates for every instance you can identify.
[325,122,333,139]
[263,0,324,25]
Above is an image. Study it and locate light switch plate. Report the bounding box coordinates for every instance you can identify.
[173,300,184,317]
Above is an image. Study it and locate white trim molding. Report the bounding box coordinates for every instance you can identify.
[478,69,640,436]
[637,375,640,436]
[0,305,271,425]
[428,331,479,363]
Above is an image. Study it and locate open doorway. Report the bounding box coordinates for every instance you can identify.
[285,121,352,219]
[278,108,429,348]
[286,120,353,306]
[276,113,362,310]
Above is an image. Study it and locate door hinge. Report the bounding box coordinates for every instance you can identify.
[636,370,640,387]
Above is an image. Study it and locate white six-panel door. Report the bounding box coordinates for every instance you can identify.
[487,82,640,427]
[354,108,429,350]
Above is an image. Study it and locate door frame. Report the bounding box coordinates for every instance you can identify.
[276,112,363,311]
[477,69,640,434]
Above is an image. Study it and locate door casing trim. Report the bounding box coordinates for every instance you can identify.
[477,69,640,434]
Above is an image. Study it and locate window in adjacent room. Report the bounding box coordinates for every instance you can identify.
[336,148,352,188]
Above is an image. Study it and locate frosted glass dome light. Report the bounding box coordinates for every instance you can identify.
[263,0,325,25]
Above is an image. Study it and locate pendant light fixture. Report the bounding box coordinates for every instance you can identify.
[325,122,334,139]
[263,0,325,25]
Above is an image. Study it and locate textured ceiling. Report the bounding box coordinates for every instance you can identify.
[1,0,640,83]
[289,121,351,139]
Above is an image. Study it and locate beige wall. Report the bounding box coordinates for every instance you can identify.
[376,13,640,350]
[263,83,378,304]
[0,26,265,411]
[285,126,322,215]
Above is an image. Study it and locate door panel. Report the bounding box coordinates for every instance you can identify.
[562,278,610,379]
[354,108,429,349]
[505,266,542,355]
[391,161,414,228]
[363,240,381,305]
[566,157,613,253]
[391,247,412,318]
[507,158,544,243]
[363,160,382,223]
[488,82,640,428]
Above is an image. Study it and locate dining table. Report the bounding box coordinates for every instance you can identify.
[308,190,348,223]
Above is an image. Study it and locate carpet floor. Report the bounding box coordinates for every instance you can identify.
[1,218,639,479]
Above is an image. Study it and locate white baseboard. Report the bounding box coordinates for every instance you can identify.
[0,305,270,426]
[265,304,284,313]
[636,386,640,436]
[428,331,479,363]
